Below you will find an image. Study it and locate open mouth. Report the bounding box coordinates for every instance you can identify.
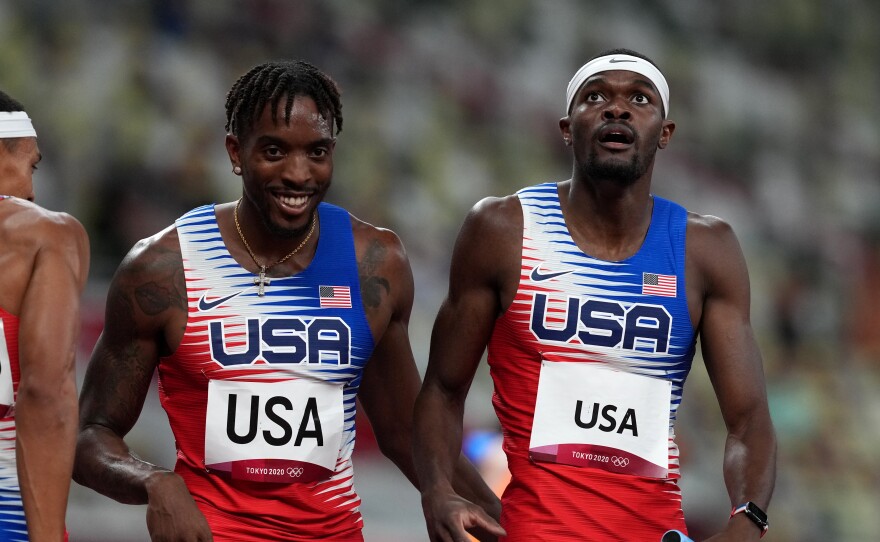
[598,124,635,146]
[279,194,309,207]
[274,192,311,212]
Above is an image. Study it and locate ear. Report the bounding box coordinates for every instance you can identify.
[559,116,572,144]
[225,133,241,169]
[657,120,676,149]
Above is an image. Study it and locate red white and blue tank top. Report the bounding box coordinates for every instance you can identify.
[0,307,26,541]
[487,182,697,540]
[0,195,27,541]
[162,202,374,541]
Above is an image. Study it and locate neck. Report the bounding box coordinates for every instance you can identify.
[233,199,318,271]
[560,178,654,261]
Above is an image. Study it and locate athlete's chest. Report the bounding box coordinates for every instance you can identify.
[172,203,376,374]
[175,280,370,373]
[511,189,693,358]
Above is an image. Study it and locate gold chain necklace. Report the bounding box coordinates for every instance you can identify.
[233,198,316,296]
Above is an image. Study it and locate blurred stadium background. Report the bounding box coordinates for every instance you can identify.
[2,0,879,540]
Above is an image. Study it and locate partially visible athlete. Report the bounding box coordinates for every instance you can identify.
[73,60,500,541]
[413,48,776,541]
[0,90,90,541]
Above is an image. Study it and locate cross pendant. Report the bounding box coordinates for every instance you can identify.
[254,266,271,296]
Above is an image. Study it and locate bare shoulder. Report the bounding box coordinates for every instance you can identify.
[349,213,409,269]
[453,194,522,279]
[348,213,412,312]
[0,200,90,313]
[686,211,749,297]
[106,223,187,322]
[115,223,182,279]
[462,194,522,244]
[687,211,736,238]
[0,200,89,283]
[2,198,87,249]
[686,211,743,261]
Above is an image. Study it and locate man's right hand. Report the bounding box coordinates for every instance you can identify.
[145,472,213,542]
[422,490,506,542]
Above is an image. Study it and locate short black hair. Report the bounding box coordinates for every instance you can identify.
[224,60,343,140]
[0,90,26,113]
[0,90,27,151]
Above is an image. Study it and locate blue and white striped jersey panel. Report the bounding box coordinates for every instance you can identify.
[0,424,27,541]
[0,308,26,540]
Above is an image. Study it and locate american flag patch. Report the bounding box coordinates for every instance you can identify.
[319,285,352,308]
[642,273,677,297]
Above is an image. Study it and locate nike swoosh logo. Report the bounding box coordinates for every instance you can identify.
[530,266,574,282]
[609,58,637,63]
[197,290,245,311]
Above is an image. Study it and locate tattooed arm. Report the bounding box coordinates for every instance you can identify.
[74,226,213,541]
[354,226,421,483]
[352,219,502,541]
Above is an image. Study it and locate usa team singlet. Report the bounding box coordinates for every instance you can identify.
[163,202,374,541]
[0,195,27,541]
[487,182,697,541]
[0,307,26,542]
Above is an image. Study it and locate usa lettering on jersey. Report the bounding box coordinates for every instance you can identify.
[209,316,352,366]
[529,292,672,353]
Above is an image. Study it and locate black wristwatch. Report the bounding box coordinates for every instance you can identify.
[730,501,769,538]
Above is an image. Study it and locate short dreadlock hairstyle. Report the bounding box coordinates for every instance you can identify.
[224,60,342,140]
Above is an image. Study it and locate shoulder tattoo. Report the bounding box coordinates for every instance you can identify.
[132,245,187,316]
[358,239,391,309]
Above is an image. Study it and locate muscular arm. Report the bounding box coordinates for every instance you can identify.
[412,197,521,542]
[356,231,423,486]
[690,216,777,541]
[16,213,89,540]
[74,228,210,540]
[354,219,503,541]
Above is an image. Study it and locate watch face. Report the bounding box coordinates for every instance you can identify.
[746,502,768,524]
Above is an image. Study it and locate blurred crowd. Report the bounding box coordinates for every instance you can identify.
[2,0,879,540]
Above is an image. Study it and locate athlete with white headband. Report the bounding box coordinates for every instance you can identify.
[0,89,90,541]
[415,47,776,541]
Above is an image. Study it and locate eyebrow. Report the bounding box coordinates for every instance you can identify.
[585,74,660,95]
[310,136,336,146]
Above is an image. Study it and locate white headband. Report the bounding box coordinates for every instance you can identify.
[565,54,669,118]
[0,111,37,139]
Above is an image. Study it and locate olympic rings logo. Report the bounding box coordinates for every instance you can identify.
[286,467,304,477]
[611,456,629,468]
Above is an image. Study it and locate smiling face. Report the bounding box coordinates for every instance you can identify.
[0,137,40,201]
[561,70,674,186]
[226,95,336,238]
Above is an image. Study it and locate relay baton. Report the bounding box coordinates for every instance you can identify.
[661,530,694,542]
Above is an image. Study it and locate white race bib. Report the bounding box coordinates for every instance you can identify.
[205,378,344,483]
[529,361,671,478]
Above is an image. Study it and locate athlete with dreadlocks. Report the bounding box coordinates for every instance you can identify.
[74,60,501,541]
